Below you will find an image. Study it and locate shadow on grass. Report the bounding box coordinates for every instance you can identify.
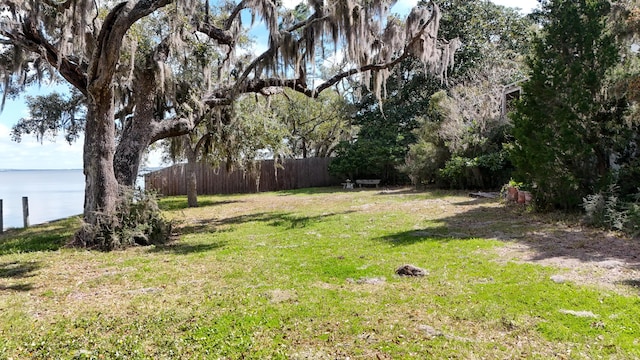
[149,240,228,255]
[0,261,40,292]
[175,210,355,236]
[373,187,423,196]
[0,283,34,291]
[378,229,469,246]
[377,202,640,271]
[219,210,353,229]
[0,218,77,255]
[450,197,499,206]
[618,279,640,290]
[374,187,470,198]
[0,261,40,278]
[159,198,242,211]
[277,187,351,196]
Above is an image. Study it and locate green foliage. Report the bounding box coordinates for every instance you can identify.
[270,89,353,158]
[164,94,290,165]
[583,185,640,235]
[71,188,172,251]
[405,84,515,189]
[329,59,441,183]
[397,91,449,187]
[398,1,532,189]
[438,156,468,188]
[510,0,626,210]
[438,0,533,81]
[617,158,640,202]
[230,96,290,162]
[11,89,86,144]
[400,135,450,187]
[583,185,627,230]
[438,150,511,190]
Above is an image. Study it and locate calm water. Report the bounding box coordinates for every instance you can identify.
[0,169,84,230]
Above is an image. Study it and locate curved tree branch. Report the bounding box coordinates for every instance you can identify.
[88,0,173,93]
[1,19,89,95]
[150,116,196,143]
[196,22,235,46]
[229,0,442,104]
[225,0,249,30]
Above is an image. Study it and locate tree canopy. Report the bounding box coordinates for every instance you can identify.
[0,0,459,248]
[510,0,628,210]
[331,0,533,187]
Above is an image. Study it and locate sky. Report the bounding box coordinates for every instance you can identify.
[0,0,539,170]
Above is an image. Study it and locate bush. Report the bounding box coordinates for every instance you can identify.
[583,185,626,231]
[626,202,640,236]
[438,150,511,190]
[583,185,640,236]
[71,188,172,251]
[400,139,450,187]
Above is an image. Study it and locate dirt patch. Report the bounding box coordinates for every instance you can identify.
[360,188,640,295]
[491,229,640,295]
[267,289,298,303]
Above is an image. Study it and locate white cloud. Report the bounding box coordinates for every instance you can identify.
[0,123,83,170]
[281,0,302,9]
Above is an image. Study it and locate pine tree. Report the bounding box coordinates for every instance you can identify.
[510,0,622,210]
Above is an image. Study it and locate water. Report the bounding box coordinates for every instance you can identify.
[0,169,156,230]
[0,169,84,230]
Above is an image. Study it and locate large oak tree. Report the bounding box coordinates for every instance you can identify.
[1,0,458,248]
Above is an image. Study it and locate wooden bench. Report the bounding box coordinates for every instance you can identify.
[356,179,381,188]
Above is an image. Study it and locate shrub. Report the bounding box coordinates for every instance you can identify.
[71,188,172,251]
[626,202,640,237]
[438,150,511,190]
[583,185,640,235]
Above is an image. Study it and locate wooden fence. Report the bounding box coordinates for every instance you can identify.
[144,157,341,196]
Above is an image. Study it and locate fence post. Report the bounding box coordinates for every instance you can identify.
[0,199,3,234]
[22,196,29,228]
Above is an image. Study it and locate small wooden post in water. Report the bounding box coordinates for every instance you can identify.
[22,196,29,228]
[0,199,3,234]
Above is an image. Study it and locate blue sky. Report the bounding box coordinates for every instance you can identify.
[0,0,538,170]
[0,86,86,170]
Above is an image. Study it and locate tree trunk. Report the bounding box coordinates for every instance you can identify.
[186,153,198,208]
[83,91,119,226]
[114,83,156,187]
[113,133,148,188]
[114,52,189,187]
[114,111,196,189]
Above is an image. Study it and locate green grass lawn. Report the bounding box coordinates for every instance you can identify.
[0,188,638,359]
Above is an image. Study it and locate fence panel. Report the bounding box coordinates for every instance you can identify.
[145,158,340,196]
